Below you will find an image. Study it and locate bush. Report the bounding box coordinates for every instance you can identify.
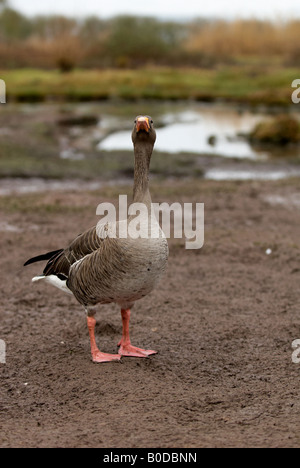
[250,115,300,145]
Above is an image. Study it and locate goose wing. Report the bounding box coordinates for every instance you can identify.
[24,225,105,280]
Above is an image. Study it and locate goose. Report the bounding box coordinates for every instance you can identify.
[24,116,169,363]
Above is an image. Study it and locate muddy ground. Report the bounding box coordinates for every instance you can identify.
[0,177,300,448]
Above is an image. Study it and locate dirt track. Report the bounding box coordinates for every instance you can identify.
[0,178,300,448]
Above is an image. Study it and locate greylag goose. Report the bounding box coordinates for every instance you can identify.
[24,116,169,363]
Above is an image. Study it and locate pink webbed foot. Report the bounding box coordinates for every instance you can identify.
[118,308,157,358]
[91,350,121,363]
[118,344,157,358]
[117,338,157,357]
[87,315,121,364]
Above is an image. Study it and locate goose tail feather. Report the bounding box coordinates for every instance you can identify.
[32,275,45,283]
[24,249,64,267]
[32,274,73,295]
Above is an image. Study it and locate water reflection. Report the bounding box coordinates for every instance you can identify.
[98,106,269,159]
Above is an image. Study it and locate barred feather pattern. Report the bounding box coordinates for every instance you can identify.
[41,220,168,309]
[43,226,104,278]
[67,234,168,308]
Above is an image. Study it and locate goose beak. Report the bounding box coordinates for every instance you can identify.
[136,117,150,133]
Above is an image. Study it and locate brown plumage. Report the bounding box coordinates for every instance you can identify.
[24,116,169,363]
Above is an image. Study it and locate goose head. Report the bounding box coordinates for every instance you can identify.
[132,116,156,147]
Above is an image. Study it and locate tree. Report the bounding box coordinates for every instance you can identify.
[79,16,107,43]
[0,7,32,41]
[105,16,184,66]
[31,15,77,41]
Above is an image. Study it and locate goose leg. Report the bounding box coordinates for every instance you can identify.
[87,316,121,363]
[118,309,157,357]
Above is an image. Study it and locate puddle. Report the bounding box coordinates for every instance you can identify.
[0,221,39,233]
[60,149,86,160]
[0,222,22,232]
[263,194,300,208]
[98,106,272,159]
[1,102,300,193]
[0,178,130,196]
[205,168,300,181]
[0,178,103,196]
[1,166,299,198]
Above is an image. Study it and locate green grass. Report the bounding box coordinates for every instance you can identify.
[0,66,298,105]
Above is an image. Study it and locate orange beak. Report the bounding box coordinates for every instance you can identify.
[136,117,150,133]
